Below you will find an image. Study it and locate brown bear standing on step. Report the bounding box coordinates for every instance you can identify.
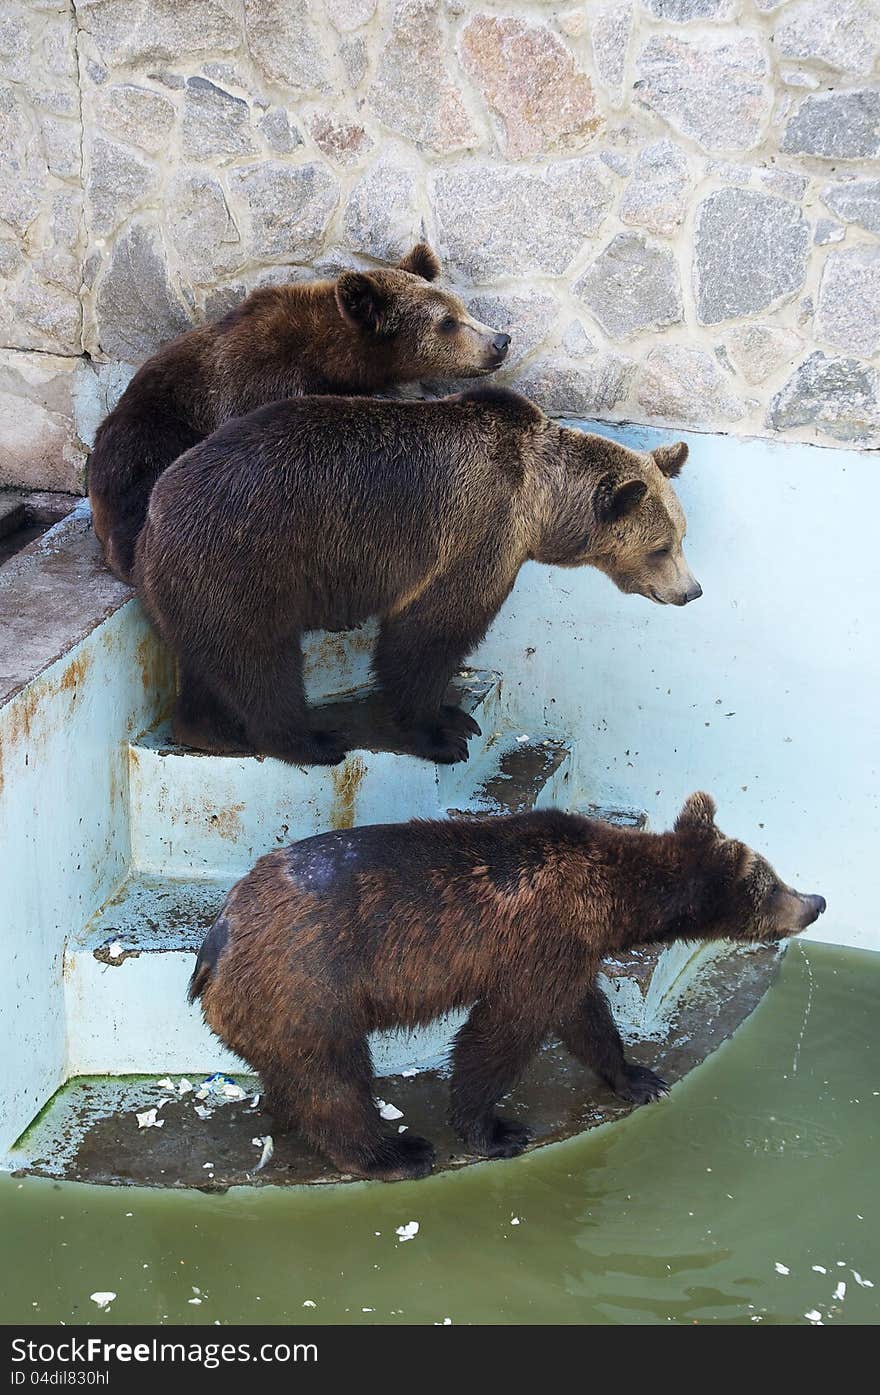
[88,245,510,582]
[135,387,701,765]
[188,795,826,1181]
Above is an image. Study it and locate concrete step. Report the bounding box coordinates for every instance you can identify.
[448,733,572,817]
[129,669,505,878]
[65,874,239,1077]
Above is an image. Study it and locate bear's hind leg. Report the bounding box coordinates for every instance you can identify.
[209,640,349,766]
[557,985,669,1105]
[449,1003,541,1158]
[290,1037,435,1182]
[173,666,250,754]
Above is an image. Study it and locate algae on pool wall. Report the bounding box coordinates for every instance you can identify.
[1,943,877,1327]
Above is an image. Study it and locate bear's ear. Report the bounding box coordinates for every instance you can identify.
[674,791,718,834]
[653,441,688,478]
[398,243,441,281]
[335,271,391,335]
[596,475,648,524]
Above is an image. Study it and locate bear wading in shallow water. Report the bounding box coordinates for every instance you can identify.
[188,795,826,1182]
[135,386,701,766]
[88,244,509,582]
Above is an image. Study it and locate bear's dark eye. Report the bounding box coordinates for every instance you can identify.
[439,316,458,334]
[650,546,671,560]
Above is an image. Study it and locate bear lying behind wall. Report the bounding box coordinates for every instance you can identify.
[189,795,826,1182]
[88,245,509,582]
[135,386,701,766]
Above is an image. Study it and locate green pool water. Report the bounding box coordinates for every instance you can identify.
[2,942,877,1327]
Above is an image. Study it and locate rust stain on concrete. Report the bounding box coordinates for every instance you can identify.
[330,755,366,830]
[304,632,347,679]
[2,648,91,759]
[136,632,176,698]
[206,803,245,841]
[0,654,87,792]
[59,653,90,694]
[6,684,40,746]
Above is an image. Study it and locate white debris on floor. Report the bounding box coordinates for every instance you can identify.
[221,1082,247,1101]
[774,1261,790,1275]
[375,1098,403,1120]
[187,1073,254,1115]
[252,1135,274,1170]
[135,1108,163,1129]
[90,1292,116,1310]
[396,1221,419,1243]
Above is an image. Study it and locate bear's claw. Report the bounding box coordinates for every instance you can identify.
[360,1133,436,1182]
[615,1063,669,1105]
[464,1116,533,1159]
[440,704,482,739]
[403,715,476,765]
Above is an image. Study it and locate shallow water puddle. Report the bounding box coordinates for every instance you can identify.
[1,943,877,1326]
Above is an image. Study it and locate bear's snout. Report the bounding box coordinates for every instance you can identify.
[772,888,827,937]
[799,893,826,927]
[492,333,511,360]
[681,579,703,605]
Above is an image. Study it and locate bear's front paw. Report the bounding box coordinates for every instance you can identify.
[465,1116,533,1159]
[361,1134,436,1182]
[614,1063,669,1105]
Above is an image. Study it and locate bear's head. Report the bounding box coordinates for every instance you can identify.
[334,244,510,382]
[673,792,826,943]
[539,430,701,606]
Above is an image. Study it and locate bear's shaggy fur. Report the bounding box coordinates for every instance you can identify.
[88,245,509,581]
[189,795,825,1181]
[135,386,700,765]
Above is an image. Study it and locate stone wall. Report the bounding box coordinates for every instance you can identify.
[2,0,879,493]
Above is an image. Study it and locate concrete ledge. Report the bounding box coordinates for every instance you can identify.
[0,501,132,708]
